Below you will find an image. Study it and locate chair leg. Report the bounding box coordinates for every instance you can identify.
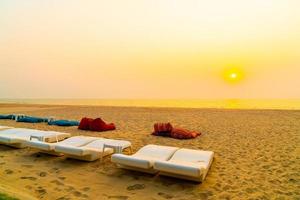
[129,146,132,154]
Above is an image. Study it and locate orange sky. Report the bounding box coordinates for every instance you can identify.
[1,0,300,99]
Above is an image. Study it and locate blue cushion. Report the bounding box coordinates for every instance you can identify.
[17,116,48,123]
[0,114,15,119]
[48,120,79,126]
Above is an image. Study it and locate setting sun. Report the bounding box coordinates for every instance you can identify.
[223,68,244,83]
[230,73,237,79]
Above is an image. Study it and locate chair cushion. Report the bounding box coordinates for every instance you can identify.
[48,120,79,127]
[78,117,94,130]
[26,141,55,151]
[89,118,116,132]
[135,145,179,161]
[111,154,154,169]
[154,160,206,178]
[55,145,87,156]
[170,149,214,167]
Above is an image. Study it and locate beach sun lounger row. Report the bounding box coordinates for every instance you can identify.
[112,144,214,182]
[0,126,213,182]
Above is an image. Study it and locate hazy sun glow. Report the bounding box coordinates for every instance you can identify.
[0,0,300,99]
[230,73,237,79]
[223,68,244,84]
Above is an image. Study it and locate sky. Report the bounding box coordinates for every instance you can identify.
[0,0,300,99]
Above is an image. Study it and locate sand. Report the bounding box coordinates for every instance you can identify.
[0,103,299,200]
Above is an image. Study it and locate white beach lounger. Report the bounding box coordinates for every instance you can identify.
[154,149,214,182]
[0,128,70,148]
[0,125,12,130]
[111,144,179,174]
[25,136,98,156]
[54,138,132,161]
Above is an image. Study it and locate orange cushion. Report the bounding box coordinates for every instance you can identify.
[170,128,200,139]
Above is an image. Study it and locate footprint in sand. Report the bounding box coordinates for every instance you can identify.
[25,185,33,190]
[54,187,62,192]
[72,191,82,197]
[289,178,297,183]
[192,190,213,199]
[56,196,71,200]
[158,192,174,199]
[0,162,5,165]
[39,172,47,177]
[35,187,47,196]
[50,167,60,173]
[126,184,145,191]
[161,180,177,187]
[65,186,75,192]
[51,179,64,186]
[4,169,13,174]
[107,195,129,200]
[22,164,33,168]
[20,176,37,181]
[58,176,66,180]
[82,187,90,192]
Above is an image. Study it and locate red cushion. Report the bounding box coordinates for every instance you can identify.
[170,128,200,139]
[153,123,173,136]
[78,117,93,130]
[89,118,116,132]
[105,123,116,131]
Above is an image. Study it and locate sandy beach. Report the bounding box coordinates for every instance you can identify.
[0,103,299,200]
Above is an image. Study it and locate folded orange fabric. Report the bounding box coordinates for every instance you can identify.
[171,127,200,139]
[152,122,200,139]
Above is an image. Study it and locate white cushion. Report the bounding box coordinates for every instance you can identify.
[169,149,213,168]
[26,136,92,151]
[55,138,130,157]
[0,126,12,130]
[25,140,56,151]
[0,135,22,144]
[112,154,155,169]
[0,128,35,136]
[111,144,179,170]
[154,149,214,179]
[0,128,70,143]
[57,136,97,146]
[54,136,99,155]
[134,145,179,161]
